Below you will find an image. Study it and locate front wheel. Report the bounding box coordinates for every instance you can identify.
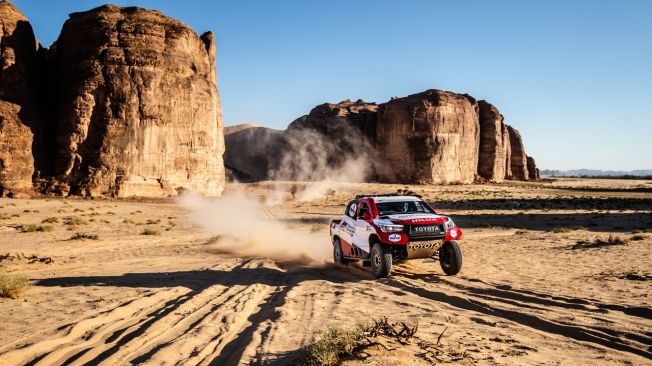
[371,244,392,278]
[439,241,462,275]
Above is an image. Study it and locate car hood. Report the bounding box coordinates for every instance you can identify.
[375,213,448,226]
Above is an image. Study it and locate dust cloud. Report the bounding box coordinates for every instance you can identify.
[178,190,332,265]
[268,124,375,203]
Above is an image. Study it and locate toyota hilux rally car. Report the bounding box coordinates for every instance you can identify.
[330,194,463,278]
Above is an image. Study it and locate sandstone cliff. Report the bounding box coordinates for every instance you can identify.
[477,100,509,182]
[506,125,529,180]
[290,99,378,143]
[0,0,43,196]
[527,156,540,181]
[48,5,224,197]
[376,90,479,184]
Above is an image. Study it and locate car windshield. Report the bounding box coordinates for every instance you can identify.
[376,201,434,215]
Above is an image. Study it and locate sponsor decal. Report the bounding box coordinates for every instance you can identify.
[408,242,437,250]
[348,203,357,217]
[388,234,401,242]
[412,225,439,234]
[409,218,435,223]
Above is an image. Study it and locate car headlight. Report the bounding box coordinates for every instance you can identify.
[379,224,403,233]
[445,218,455,229]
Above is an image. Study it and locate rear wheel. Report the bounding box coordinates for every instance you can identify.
[371,244,392,278]
[439,241,462,275]
[333,238,349,265]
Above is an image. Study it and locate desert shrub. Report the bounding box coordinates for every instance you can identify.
[41,217,59,224]
[515,230,528,235]
[553,227,572,233]
[304,325,366,366]
[123,219,135,225]
[69,232,99,240]
[141,228,160,236]
[146,219,161,225]
[0,273,30,299]
[18,224,53,233]
[630,234,647,241]
[63,216,87,226]
[572,235,628,250]
[0,214,11,220]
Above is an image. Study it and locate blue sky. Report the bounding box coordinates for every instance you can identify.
[12,0,652,170]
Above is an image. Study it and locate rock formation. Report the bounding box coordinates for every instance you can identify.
[49,5,224,197]
[289,99,378,143]
[527,156,540,181]
[0,1,541,193]
[224,125,284,182]
[506,125,529,180]
[0,0,43,196]
[477,100,509,182]
[376,90,479,184]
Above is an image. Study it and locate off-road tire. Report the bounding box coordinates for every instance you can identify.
[439,241,462,275]
[371,244,392,278]
[333,238,350,265]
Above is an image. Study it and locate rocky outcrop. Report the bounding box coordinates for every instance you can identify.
[290,99,378,143]
[506,125,529,180]
[224,125,284,182]
[477,100,509,182]
[49,5,225,197]
[0,0,43,196]
[527,156,540,181]
[376,90,479,184]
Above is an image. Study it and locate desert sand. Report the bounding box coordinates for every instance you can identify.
[0,178,650,365]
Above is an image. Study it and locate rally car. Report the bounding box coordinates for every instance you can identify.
[330,194,463,278]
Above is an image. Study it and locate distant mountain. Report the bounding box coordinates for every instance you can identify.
[541,169,652,177]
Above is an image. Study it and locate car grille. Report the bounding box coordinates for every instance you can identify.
[404,224,445,240]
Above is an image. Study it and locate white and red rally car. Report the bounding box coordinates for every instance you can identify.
[330,194,463,278]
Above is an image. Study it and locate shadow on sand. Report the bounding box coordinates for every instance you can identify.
[34,262,360,366]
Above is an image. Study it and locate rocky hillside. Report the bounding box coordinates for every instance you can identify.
[0,1,225,197]
[226,91,539,184]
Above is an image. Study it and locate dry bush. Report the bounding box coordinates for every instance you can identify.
[304,325,367,366]
[69,232,99,241]
[141,228,161,236]
[18,224,53,233]
[41,217,59,224]
[63,216,87,226]
[303,318,418,366]
[553,227,572,233]
[0,273,30,299]
[146,219,161,225]
[630,234,647,241]
[572,235,628,250]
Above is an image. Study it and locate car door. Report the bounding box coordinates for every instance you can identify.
[352,200,373,253]
[338,201,357,254]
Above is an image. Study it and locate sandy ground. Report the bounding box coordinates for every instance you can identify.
[0,178,650,365]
